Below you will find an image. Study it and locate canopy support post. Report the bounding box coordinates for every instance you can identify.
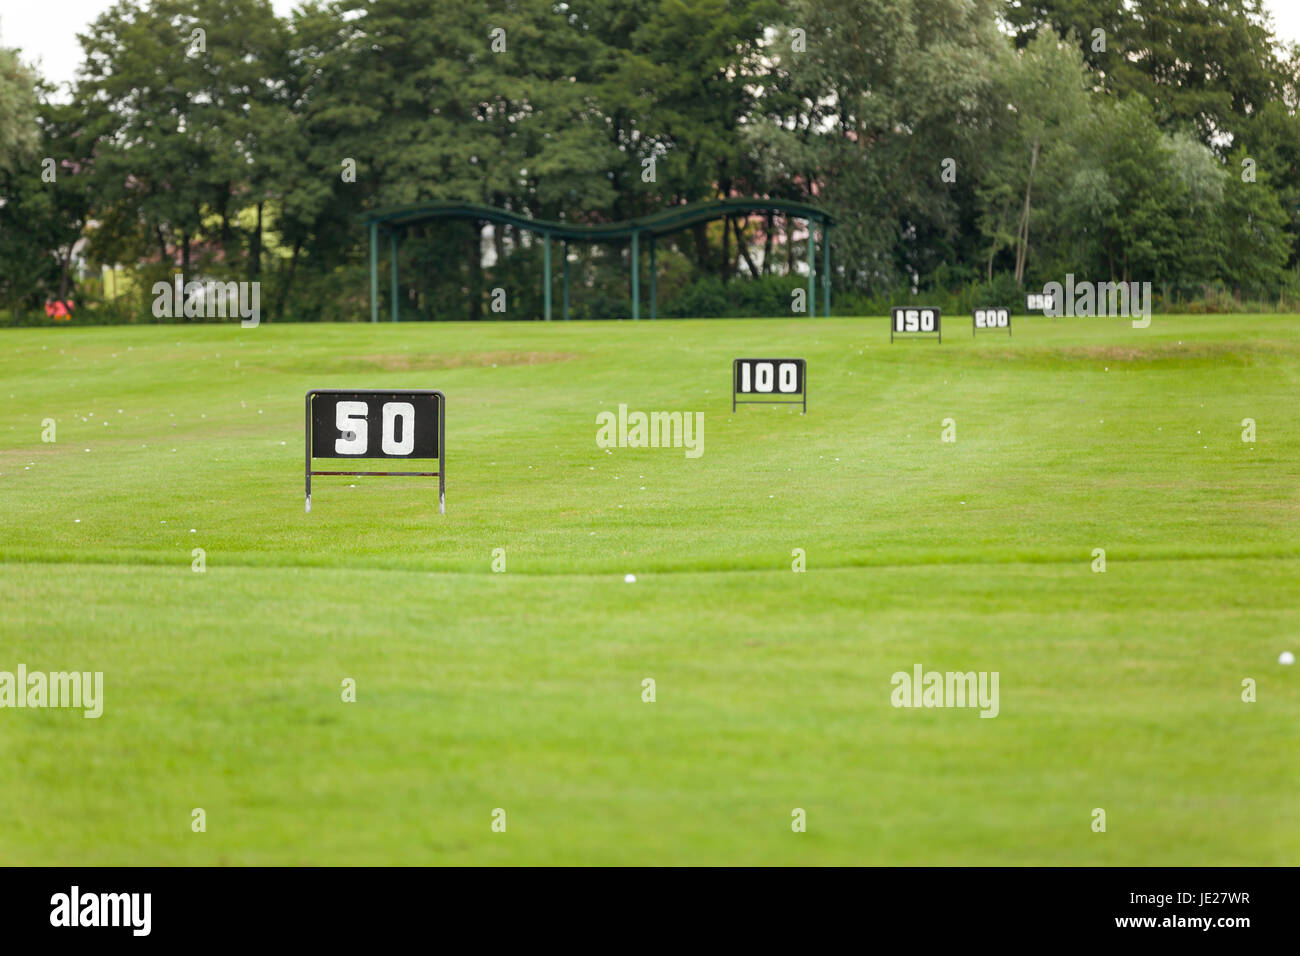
[822,221,830,317]
[368,221,378,323]
[807,219,816,318]
[631,232,640,320]
[543,233,552,321]
[390,229,399,322]
[649,237,657,319]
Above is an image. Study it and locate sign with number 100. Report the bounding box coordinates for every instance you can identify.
[737,360,800,394]
[733,359,807,413]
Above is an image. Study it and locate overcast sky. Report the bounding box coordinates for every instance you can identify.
[4,0,1300,95]
[1,0,301,93]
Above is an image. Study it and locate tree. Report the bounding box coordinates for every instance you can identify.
[976,30,1092,285]
[0,45,39,174]
[1240,100,1300,267]
[1218,145,1292,291]
[1007,0,1288,151]
[76,0,286,287]
[751,0,1006,292]
[0,76,93,316]
[1162,129,1227,287]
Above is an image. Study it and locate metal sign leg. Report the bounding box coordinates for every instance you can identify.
[305,394,313,513]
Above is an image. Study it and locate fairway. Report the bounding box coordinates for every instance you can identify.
[1,315,1297,865]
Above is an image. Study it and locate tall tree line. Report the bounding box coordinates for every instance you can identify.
[1,0,1297,321]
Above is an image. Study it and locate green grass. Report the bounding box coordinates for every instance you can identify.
[0,314,1297,865]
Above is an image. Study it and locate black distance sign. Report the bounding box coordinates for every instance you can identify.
[734,358,805,395]
[310,391,440,459]
[973,307,1010,328]
[891,307,940,334]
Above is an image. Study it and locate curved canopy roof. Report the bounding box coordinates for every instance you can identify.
[360,197,833,241]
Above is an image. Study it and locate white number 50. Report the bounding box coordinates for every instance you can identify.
[335,400,415,455]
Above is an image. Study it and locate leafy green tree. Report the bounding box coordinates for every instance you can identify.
[1218,145,1292,290]
[0,45,43,314]
[1162,129,1228,286]
[975,30,1092,285]
[76,0,286,287]
[0,45,39,173]
[260,1,380,318]
[1239,100,1300,267]
[1008,0,1287,151]
[0,76,94,317]
[1071,98,1184,285]
[752,0,1006,291]
[583,0,774,274]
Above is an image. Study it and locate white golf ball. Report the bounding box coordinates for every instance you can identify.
[624,574,636,584]
[1279,651,1295,666]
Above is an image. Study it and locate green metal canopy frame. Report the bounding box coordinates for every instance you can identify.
[359,198,834,321]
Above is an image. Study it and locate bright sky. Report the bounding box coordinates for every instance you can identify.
[4,0,1300,95]
[0,0,301,94]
